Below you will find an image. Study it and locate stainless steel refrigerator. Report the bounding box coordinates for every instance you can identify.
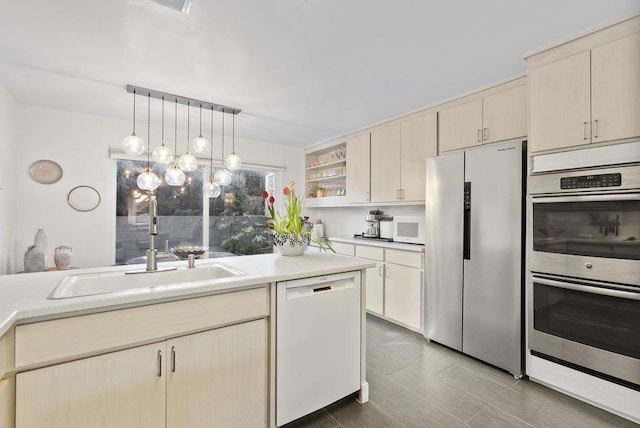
[424,139,524,377]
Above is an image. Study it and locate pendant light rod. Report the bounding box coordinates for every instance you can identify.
[147,93,151,167]
[210,107,214,175]
[232,113,235,154]
[174,99,178,154]
[161,96,165,143]
[126,85,241,115]
[132,88,137,133]
[221,112,225,158]
[186,101,190,151]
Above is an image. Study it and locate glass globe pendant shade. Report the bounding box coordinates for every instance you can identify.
[190,135,210,155]
[122,133,145,155]
[177,153,198,172]
[203,177,221,198]
[165,164,186,186]
[214,168,232,186]
[137,167,159,191]
[224,153,242,171]
[152,144,174,164]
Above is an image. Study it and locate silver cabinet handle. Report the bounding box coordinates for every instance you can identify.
[593,119,599,139]
[365,191,369,202]
[477,129,482,143]
[483,128,488,141]
[385,265,390,278]
[400,189,405,199]
[171,346,176,372]
[157,350,162,377]
[378,265,384,277]
[583,122,588,140]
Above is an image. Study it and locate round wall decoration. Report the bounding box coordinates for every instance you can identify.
[29,159,63,184]
[68,186,101,212]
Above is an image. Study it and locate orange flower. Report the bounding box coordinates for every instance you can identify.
[283,187,290,196]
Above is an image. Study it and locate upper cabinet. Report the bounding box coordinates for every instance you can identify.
[527,16,640,154]
[346,132,371,204]
[438,78,527,153]
[370,112,437,204]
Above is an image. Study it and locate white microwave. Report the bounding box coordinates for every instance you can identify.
[393,216,425,244]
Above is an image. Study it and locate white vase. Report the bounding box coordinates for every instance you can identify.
[24,245,44,272]
[34,228,48,267]
[273,233,310,256]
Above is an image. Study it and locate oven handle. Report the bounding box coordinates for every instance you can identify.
[532,193,640,204]
[533,276,640,300]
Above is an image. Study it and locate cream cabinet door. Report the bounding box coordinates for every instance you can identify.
[346,132,371,203]
[384,263,422,330]
[591,33,640,144]
[482,85,527,144]
[0,378,14,428]
[370,123,401,203]
[529,51,591,153]
[166,319,267,428]
[16,342,166,428]
[438,99,483,153]
[400,112,437,202]
[365,262,385,315]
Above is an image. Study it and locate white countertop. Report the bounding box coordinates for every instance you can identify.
[329,236,425,253]
[0,253,374,338]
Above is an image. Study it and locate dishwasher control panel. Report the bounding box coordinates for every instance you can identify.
[286,279,355,300]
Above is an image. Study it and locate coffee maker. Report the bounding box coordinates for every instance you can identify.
[363,210,385,238]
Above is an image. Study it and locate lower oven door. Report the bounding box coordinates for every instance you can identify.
[529,274,640,388]
[531,192,640,286]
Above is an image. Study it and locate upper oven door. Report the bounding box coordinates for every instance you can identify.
[531,192,640,286]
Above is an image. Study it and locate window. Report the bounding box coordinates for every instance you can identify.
[115,159,273,265]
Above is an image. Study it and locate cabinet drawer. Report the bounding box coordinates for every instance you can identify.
[355,245,384,261]
[385,249,423,269]
[15,286,269,368]
[331,242,355,256]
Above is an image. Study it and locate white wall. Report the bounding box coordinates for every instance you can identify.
[0,84,18,274]
[9,105,303,274]
[307,205,425,239]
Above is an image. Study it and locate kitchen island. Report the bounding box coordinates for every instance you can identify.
[0,253,374,428]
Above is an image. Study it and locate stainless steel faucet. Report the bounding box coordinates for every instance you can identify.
[146,198,170,272]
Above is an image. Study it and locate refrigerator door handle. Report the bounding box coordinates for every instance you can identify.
[463,181,471,260]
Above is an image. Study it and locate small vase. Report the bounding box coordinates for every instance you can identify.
[273,233,310,256]
[54,246,73,270]
[24,245,45,272]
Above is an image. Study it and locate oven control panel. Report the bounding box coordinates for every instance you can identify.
[560,173,622,189]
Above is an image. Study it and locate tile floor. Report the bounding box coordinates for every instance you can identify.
[283,314,638,428]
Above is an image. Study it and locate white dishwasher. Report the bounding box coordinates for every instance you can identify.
[276,271,361,426]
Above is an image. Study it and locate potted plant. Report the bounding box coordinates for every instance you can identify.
[263,182,334,256]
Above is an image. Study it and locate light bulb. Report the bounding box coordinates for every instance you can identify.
[165,164,186,186]
[203,177,221,198]
[177,153,198,172]
[190,135,210,155]
[152,144,174,164]
[224,153,242,171]
[137,167,159,190]
[122,133,145,155]
[214,168,232,186]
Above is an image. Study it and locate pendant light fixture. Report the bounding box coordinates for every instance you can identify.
[137,93,160,191]
[224,113,242,171]
[165,99,186,186]
[177,102,198,172]
[203,106,221,198]
[213,111,232,186]
[151,96,174,164]
[190,103,210,155]
[122,89,146,155]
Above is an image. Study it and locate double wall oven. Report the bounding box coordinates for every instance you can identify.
[529,145,640,390]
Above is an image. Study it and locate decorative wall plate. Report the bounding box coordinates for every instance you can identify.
[68,186,101,212]
[29,159,63,184]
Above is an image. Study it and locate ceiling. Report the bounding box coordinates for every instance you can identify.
[1,0,639,148]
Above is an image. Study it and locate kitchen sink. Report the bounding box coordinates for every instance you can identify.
[48,264,245,299]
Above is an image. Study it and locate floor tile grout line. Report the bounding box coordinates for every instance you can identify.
[464,403,489,423]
